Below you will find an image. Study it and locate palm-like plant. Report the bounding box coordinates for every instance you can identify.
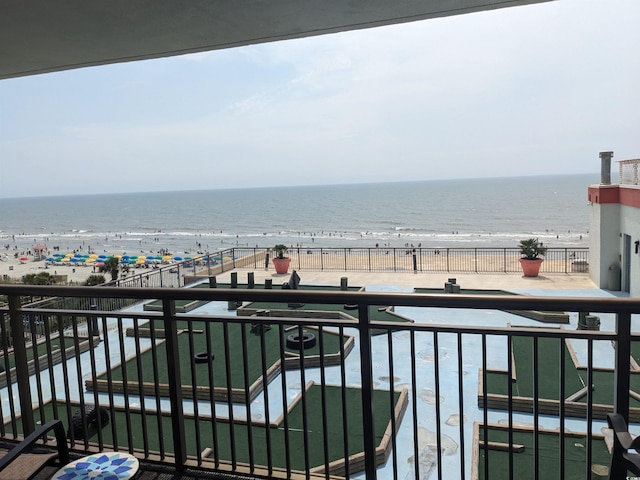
[273,244,288,259]
[519,238,547,260]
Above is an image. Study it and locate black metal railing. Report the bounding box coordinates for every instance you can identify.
[0,284,636,480]
[231,247,589,274]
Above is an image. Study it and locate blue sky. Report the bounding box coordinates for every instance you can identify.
[1,0,638,198]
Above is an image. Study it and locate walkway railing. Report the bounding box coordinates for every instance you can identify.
[0,285,636,480]
[66,247,587,294]
[232,247,590,274]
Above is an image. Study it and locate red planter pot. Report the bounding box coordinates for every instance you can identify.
[272,257,291,274]
[519,258,544,277]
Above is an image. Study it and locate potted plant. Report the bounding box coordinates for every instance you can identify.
[272,244,291,274]
[518,238,547,277]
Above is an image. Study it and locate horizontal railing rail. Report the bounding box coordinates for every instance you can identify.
[0,284,637,480]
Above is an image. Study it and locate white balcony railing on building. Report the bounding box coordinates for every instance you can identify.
[619,159,640,186]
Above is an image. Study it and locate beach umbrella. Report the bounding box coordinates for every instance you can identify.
[138,255,146,260]
[162,255,172,261]
[96,262,104,267]
[98,254,107,259]
[86,258,96,263]
[128,258,137,264]
[173,256,183,261]
[129,255,138,260]
[19,256,28,261]
[45,257,56,261]
[70,257,80,262]
[65,253,74,257]
[136,259,145,265]
[184,256,192,260]
[52,253,64,257]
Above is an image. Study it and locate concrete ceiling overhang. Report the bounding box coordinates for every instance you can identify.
[1,0,553,80]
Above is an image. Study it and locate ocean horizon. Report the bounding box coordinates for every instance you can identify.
[0,173,596,256]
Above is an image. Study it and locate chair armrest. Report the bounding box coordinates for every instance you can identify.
[0,420,70,472]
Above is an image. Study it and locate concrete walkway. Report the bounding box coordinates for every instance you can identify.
[215,268,597,291]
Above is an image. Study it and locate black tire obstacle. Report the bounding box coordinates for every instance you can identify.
[68,405,110,439]
[286,331,316,350]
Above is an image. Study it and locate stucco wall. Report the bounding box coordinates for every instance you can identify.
[620,204,640,297]
[589,202,621,289]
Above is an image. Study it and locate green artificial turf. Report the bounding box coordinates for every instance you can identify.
[100,321,348,391]
[485,336,640,409]
[17,384,402,472]
[478,425,611,480]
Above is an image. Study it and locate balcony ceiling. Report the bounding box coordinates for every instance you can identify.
[1,0,552,80]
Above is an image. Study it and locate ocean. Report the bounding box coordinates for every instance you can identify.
[0,174,595,256]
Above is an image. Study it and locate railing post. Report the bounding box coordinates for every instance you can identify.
[8,295,35,435]
[162,298,187,469]
[357,303,377,480]
[503,248,507,273]
[614,312,632,422]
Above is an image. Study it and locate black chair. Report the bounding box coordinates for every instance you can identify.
[607,413,640,479]
[0,419,70,480]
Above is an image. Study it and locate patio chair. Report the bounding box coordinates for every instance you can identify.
[0,419,70,480]
[607,413,640,479]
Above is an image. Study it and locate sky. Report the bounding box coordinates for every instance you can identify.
[1,0,639,199]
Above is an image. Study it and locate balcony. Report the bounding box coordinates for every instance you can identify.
[0,273,638,479]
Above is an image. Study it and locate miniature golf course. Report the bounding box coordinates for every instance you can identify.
[0,336,92,388]
[482,335,640,420]
[476,423,610,480]
[87,318,354,403]
[16,383,406,475]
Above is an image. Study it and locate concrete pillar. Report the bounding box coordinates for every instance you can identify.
[600,151,614,185]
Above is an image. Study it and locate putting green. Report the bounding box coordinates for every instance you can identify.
[482,335,640,420]
[475,423,611,479]
[17,383,406,475]
[88,319,353,403]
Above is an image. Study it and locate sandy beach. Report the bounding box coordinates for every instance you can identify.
[0,252,176,285]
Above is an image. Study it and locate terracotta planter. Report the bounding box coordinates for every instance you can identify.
[519,258,544,277]
[272,257,291,274]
